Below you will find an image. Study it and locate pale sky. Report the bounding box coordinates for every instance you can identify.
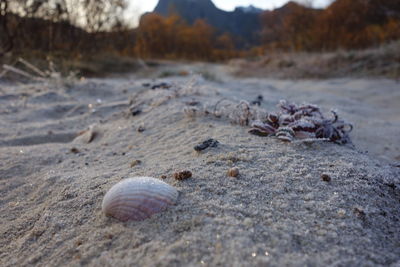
[127,0,332,25]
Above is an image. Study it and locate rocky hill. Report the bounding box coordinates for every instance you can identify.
[152,0,263,47]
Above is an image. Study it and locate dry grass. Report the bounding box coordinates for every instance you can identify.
[230,41,400,79]
[0,51,142,81]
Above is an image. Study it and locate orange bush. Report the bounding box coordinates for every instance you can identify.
[261,0,400,51]
[135,13,237,61]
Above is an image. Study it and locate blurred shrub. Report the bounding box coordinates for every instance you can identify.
[261,0,400,51]
[135,13,238,61]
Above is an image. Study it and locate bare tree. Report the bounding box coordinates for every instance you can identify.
[82,0,127,32]
[0,0,13,55]
[7,0,127,31]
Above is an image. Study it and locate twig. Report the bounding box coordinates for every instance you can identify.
[213,98,229,115]
[18,57,47,77]
[0,69,7,78]
[2,64,45,81]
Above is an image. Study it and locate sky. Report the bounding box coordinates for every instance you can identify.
[127,0,332,25]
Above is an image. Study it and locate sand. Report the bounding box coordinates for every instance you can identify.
[0,69,399,266]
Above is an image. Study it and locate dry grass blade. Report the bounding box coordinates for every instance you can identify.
[18,57,48,78]
[2,64,45,81]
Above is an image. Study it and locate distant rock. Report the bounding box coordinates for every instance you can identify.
[235,5,263,14]
[151,0,263,47]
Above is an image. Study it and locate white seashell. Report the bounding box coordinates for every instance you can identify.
[102,177,178,222]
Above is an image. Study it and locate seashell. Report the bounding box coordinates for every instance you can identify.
[267,113,279,123]
[251,120,276,134]
[277,134,293,142]
[294,131,315,139]
[276,127,294,135]
[102,177,178,222]
[279,114,294,126]
[248,128,270,137]
[276,127,295,142]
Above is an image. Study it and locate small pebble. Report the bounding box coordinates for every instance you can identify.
[70,147,80,154]
[194,138,219,152]
[337,209,346,218]
[227,167,239,177]
[251,95,263,106]
[321,173,331,182]
[243,218,252,227]
[131,109,142,116]
[353,207,366,219]
[130,160,142,168]
[160,175,167,179]
[174,170,192,180]
[137,126,145,132]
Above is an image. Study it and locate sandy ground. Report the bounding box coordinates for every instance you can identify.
[0,68,399,266]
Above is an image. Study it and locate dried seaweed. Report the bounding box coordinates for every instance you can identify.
[131,78,352,145]
[248,100,353,144]
[201,98,352,144]
[208,98,265,126]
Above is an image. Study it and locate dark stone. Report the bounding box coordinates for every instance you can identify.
[194,138,219,152]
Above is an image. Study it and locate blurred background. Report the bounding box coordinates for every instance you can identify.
[0,0,399,78]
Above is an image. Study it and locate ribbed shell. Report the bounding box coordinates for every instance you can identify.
[102,177,178,222]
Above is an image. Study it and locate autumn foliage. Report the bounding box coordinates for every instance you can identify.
[135,14,236,60]
[261,0,400,51]
[1,0,400,64]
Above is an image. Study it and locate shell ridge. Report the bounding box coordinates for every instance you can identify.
[102,177,178,221]
[113,204,149,220]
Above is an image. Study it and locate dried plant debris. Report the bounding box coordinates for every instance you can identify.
[151,82,172,90]
[173,170,192,180]
[185,99,201,106]
[141,82,172,89]
[194,138,219,152]
[129,76,203,115]
[248,100,353,144]
[1,57,77,86]
[183,105,202,118]
[212,99,260,126]
[182,97,351,144]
